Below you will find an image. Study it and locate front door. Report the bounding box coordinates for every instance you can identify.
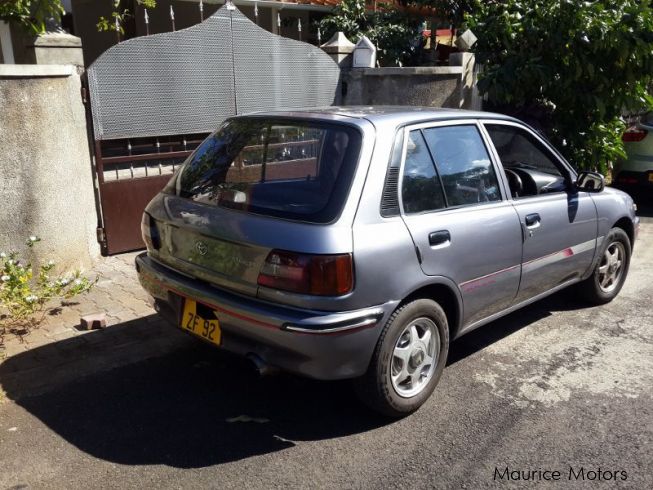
[482,122,598,302]
[399,122,523,326]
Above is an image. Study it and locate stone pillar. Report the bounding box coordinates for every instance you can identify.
[29,32,84,67]
[321,32,355,69]
[449,52,481,110]
[0,21,14,64]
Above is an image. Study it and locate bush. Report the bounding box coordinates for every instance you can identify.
[0,237,96,354]
[467,0,653,173]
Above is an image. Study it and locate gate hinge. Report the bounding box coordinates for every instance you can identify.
[97,227,106,246]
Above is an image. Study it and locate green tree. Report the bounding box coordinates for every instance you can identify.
[0,0,64,34]
[467,0,653,173]
[318,0,425,67]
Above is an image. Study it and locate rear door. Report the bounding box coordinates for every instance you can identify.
[481,121,598,302]
[399,121,523,326]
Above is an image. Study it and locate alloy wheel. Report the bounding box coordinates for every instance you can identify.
[390,317,439,398]
[597,241,626,293]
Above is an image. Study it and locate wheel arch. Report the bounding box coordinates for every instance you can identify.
[613,216,635,251]
[399,279,464,340]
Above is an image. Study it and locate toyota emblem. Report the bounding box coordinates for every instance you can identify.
[195,241,208,256]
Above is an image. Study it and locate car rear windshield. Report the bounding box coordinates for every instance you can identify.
[176,118,362,223]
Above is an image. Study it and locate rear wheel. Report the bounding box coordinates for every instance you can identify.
[578,227,631,305]
[354,299,449,417]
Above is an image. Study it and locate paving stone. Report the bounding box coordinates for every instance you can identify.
[22,328,53,346]
[44,326,77,338]
[130,302,156,317]
[43,308,82,328]
[0,341,28,360]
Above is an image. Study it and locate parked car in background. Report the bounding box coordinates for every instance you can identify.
[614,113,653,194]
[136,107,639,417]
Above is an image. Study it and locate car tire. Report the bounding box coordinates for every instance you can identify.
[578,227,631,305]
[353,299,449,417]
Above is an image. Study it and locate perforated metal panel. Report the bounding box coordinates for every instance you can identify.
[231,8,340,115]
[87,6,341,141]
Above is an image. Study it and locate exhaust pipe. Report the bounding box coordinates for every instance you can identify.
[246,353,279,377]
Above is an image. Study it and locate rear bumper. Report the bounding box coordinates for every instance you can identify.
[135,253,397,380]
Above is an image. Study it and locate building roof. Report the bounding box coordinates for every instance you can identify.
[294,0,341,6]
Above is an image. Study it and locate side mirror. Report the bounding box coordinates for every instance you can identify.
[575,171,605,193]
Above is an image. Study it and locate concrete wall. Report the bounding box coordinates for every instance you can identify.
[0,65,100,270]
[342,65,480,110]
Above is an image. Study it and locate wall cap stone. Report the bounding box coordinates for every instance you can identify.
[357,66,463,76]
[0,64,75,78]
[321,32,355,54]
[30,32,82,48]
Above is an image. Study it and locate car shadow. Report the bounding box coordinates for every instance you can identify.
[0,318,390,468]
[447,290,592,365]
[0,290,593,468]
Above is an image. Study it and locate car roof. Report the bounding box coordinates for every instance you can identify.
[247,106,520,127]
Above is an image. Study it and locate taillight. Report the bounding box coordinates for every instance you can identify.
[141,213,160,250]
[622,127,648,142]
[257,250,353,296]
[617,175,639,184]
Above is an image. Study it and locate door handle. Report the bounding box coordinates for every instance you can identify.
[429,230,451,247]
[524,213,541,228]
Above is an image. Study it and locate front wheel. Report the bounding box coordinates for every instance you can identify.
[354,299,449,417]
[578,227,631,305]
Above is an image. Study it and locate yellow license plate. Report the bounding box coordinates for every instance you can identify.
[648,173,653,183]
[180,299,222,346]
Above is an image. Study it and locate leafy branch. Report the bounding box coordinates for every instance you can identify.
[0,0,64,35]
[97,0,156,34]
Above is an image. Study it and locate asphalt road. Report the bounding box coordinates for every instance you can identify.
[1,199,652,490]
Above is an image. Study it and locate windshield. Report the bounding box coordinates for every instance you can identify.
[176,118,362,223]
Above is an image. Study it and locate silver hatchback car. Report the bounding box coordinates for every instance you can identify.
[136,107,639,416]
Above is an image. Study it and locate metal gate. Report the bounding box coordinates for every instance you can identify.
[86,4,341,255]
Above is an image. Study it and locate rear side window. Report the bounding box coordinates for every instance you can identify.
[401,130,446,214]
[177,118,362,223]
[422,125,501,206]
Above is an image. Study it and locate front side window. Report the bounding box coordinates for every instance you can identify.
[485,124,568,198]
[401,130,446,214]
[422,125,501,206]
[177,118,361,223]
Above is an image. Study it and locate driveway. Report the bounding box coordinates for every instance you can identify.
[1,204,651,489]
